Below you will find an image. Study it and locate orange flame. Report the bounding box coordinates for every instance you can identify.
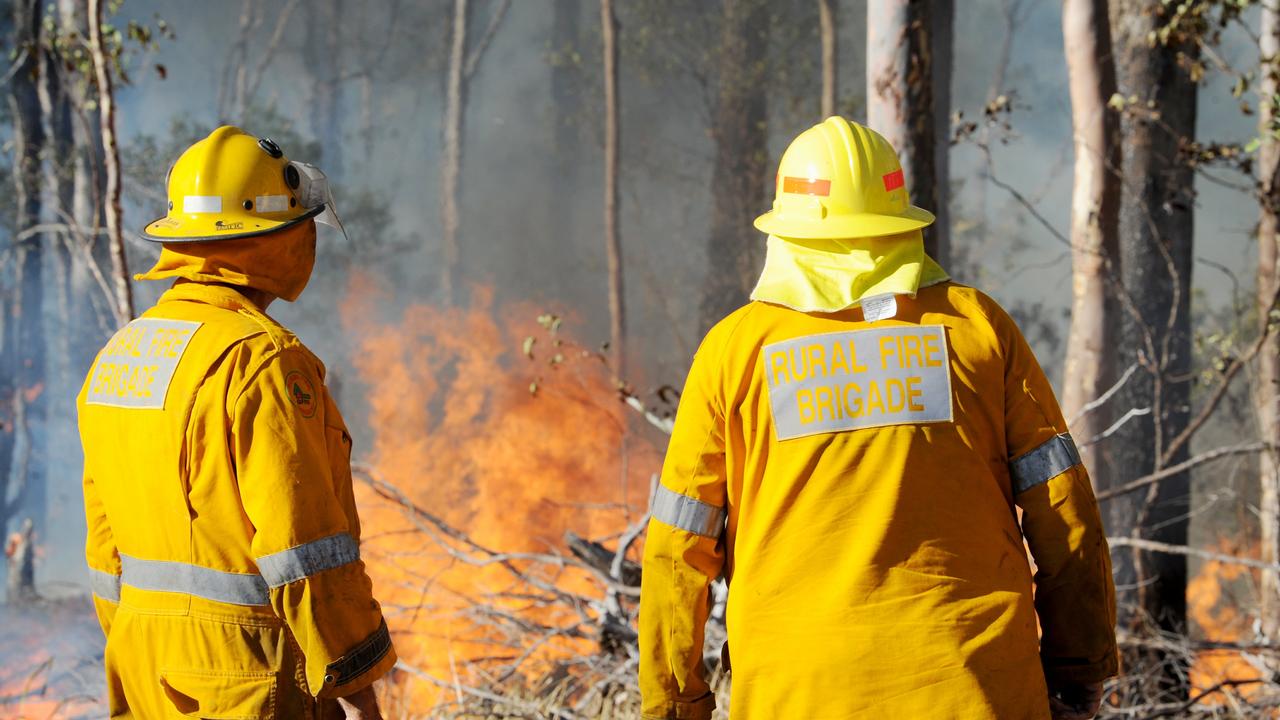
[1187,536,1271,709]
[339,273,658,707]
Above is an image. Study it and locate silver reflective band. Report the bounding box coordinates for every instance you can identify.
[1010,433,1082,494]
[90,567,121,602]
[256,533,360,588]
[120,554,270,606]
[650,484,726,539]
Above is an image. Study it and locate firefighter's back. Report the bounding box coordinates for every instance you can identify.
[78,283,320,718]
[709,283,1051,718]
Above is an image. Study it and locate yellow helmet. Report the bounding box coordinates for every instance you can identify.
[141,125,324,243]
[754,117,934,240]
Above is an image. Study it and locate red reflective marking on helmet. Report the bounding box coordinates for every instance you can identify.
[782,177,832,196]
[883,169,905,192]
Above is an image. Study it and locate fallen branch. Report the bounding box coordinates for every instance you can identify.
[396,660,585,720]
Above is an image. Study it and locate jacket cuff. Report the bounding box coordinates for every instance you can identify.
[318,619,397,698]
[641,692,715,720]
[1042,648,1120,687]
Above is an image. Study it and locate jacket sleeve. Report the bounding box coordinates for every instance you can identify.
[639,337,726,720]
[995,304,1119,686]
[84,471,121,636]
[232,348,396,699]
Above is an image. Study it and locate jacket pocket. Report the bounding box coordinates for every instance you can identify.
[160,668,277,719]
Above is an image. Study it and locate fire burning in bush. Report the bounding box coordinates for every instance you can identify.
[339,274,660,710]
[1187,537,1273,710]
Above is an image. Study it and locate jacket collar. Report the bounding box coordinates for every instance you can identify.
[156,281,266,314]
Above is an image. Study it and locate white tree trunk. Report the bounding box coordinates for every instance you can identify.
[1256,0,1280,641]
[1061,0,1120,480]
[88,0,134,326]
[865,0,946,262]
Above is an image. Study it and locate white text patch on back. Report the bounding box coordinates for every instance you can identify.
[763,324,953,440]
[85,318,202,409]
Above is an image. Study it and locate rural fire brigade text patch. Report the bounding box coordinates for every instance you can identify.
[763,325,953,441]
[85,318,202,409]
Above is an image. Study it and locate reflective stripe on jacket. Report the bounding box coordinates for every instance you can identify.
[639,282,1117,720]
[79,282,395,718]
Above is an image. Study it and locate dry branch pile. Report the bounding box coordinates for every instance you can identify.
[355,464,728,720]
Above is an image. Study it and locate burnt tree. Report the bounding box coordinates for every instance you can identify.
[1109,0,1198,695]
[700,0,770,329]
[1,0,47,541]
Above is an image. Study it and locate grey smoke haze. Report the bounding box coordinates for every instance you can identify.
[21,0,1266,589]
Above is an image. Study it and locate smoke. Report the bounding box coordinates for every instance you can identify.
[9,4,1269,703]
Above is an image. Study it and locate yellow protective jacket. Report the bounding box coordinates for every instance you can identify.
[78,281,395,718]
[639,282,1117,719]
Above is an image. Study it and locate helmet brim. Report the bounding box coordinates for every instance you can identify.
[140,205,325,243]
[753,205,936,240]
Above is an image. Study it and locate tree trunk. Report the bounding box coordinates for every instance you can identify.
[700,0,769,329]
[601,0,625,377]
[1256,0,1280,642]
[818,0,837,118]
[1110,0,1197,695]
[1,0,46,540]
[59,0,112,346]
[931,0,953,264]
[88,0,134,327]
[439,0,470,306]
[1061,0,1120,483]
[548,0,583,298]
[866,0,947,262]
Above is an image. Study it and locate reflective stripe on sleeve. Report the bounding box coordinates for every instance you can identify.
[650,484,726,539]
[255,533,360,588]
[325,619,392,687]
[89,567,121,602]
[120,554,270,606]
[1010,433,1082,495]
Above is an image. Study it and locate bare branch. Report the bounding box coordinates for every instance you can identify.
[463,0,512,79]
[1097,442,1275,501]
[1069,363,1139,426]
[1107,536,1280,572]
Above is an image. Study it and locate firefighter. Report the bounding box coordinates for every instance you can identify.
[78,126,393,719]
[639,117,1118,719]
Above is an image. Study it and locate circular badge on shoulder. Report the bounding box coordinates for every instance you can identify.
[285,371,318,419]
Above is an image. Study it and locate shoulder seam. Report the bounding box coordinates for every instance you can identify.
[234,305,300,354]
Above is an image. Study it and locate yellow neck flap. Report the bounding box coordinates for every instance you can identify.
[749,230,950,314]
[135,220,318,302]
